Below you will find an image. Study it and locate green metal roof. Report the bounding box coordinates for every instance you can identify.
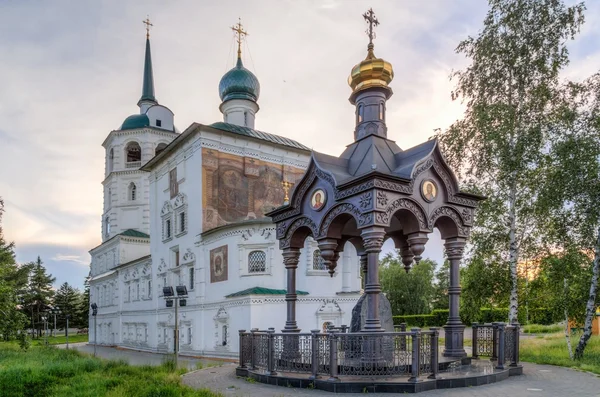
[218,57,260,103]
[139,38,157,104]
[120,114,150,130]
[209,122,310,151]
[119,229,150,238]
[225,286,309,298]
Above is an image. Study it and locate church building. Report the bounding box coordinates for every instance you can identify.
[88,20,361,359]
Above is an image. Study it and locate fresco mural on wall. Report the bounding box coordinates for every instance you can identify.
[201,148,305,231]
[210,245,228,283]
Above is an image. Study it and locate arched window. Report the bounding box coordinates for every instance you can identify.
[379,102,385,121]
[357,104,364,124]
[105,217,111,237]
[248,250,266,273]
[155,143,167,156]
[129,183,137,201]
[313,249,327,271]
[125,142,141,163]
[108,148,114,172]
[222,325,228,346]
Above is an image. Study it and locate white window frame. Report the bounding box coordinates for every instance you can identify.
[305,238,331,276]
[239,245,272,276]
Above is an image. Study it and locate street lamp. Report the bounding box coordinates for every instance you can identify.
[41,314,48,346]
[91,303,98,357]
[50,306,61,338]
[163,285,188,368]
[64,314,71,350]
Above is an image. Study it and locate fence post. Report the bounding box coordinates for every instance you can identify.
[340,324,348,333]
[511,322,520,367]
[267,328,276,375]
[496,323,505,370]
[491,322,498,361]
[328,332,339,382]
[250,328,258,370]
[238,330,246,368]
[428,328,439,379]
[400,323,407,351]
[409,328,421,383]
[472,323,478,359]
[310,329,320,380]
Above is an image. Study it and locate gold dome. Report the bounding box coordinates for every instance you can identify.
[348,43,394,95]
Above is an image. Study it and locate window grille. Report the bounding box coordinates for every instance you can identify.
[129,183,136,201]
[166,219,172,238]
[313,249,327,270]
[179,212,186,233]
[189,268,194,290]
[248,250,266,273]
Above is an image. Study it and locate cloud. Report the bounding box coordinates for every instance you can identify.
[52,254,90,267]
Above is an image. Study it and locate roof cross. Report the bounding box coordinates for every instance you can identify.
[363,8,379,45]
[143,16,153,39]
[231,18,248,59]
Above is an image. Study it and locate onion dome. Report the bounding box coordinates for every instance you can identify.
[218,57,260,103]
[120,114,150,130]
[348,43,394,101]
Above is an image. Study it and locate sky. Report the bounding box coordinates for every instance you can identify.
[0,0,598,290]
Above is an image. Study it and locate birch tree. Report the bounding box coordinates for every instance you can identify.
[439,0,585,323]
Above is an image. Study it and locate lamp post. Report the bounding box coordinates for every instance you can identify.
[50,306,61,338]
[41,314,48,346]
[65,314,71,350]
[91,303,98,357]
[163,285,188,369]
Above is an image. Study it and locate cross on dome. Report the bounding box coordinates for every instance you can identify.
[231,17,248,59]
[143,16,153,39]
[363,8,379,45]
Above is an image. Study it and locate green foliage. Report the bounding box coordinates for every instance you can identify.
[522,324,563,334]
[16,333,30,351]
[53,282,83,329]
[0,344,222,397]
[21,257,56,338]
[439,0,586,324]
[380,253,435,315]
[431,261,450,310]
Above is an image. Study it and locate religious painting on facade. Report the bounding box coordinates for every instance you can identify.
[421,180,437,202]
[169,168,178,199]
[310,189,326,211]
[201,148,306,231]
[210,245,228,283]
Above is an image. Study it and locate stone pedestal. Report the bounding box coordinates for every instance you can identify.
[350,293,394,332]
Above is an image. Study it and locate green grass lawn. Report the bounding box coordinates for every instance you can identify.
[32,334,89,346]
[522,324,563,334]
[0,344,222,397]
[520,332,600,375]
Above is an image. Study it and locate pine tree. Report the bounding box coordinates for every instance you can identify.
[53,282,82,329]
[22,256,56,338]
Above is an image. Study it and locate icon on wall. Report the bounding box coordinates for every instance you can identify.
[421,179,438,202]
[310,189,326,211]
[210,245,228,283]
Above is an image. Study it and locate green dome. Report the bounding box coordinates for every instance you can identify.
[120,114,150,130]
[219,58,260,103]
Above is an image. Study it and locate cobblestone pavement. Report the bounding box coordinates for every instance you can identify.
[182,362,600,397]
[59,343,226,370]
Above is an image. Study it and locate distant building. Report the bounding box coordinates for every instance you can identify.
[88,23,361,359]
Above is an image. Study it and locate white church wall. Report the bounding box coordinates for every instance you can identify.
[146,105,174,131]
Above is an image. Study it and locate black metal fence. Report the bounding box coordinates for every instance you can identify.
[472,322,520,369]
[238,327,440,381]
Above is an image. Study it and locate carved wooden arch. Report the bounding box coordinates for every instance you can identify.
[279,216,319,250]
[429,205,469,238]
[378,197,430,232]
[317,202,365,239]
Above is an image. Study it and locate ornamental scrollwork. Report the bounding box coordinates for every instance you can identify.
[408,159,435,190]
[335,180,375,200]
[315,167,336,188]
[182,248,195,263]
[379,198,429,229]
[374,179,411,194]
[376,191,388,207]
[318,203,364,237]
[280,217,318,249]
[271,167,317,222]
[361,233,385,253]
[359,192,372,209]
[429,206,468,236]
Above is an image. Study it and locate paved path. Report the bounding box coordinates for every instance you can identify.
[58,343,226,370]
[182,362,600,397]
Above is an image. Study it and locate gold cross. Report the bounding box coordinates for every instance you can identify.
[231,17,248,59]
[282,181,293,204]
[363,8,379,44]
[143,16,153,39]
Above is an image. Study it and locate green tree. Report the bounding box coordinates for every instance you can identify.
[438,0,585,323]
[431,260,450,310]
[380,253,435,315]
[54,282,82,329]
[77,272,91,328]
[0,197,29,340]
[537,73,600,358]
[22,256,56,338]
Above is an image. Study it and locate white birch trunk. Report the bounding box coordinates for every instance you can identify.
[575,226,600,359]
[563,278,574,360]
[508,181,519,324]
